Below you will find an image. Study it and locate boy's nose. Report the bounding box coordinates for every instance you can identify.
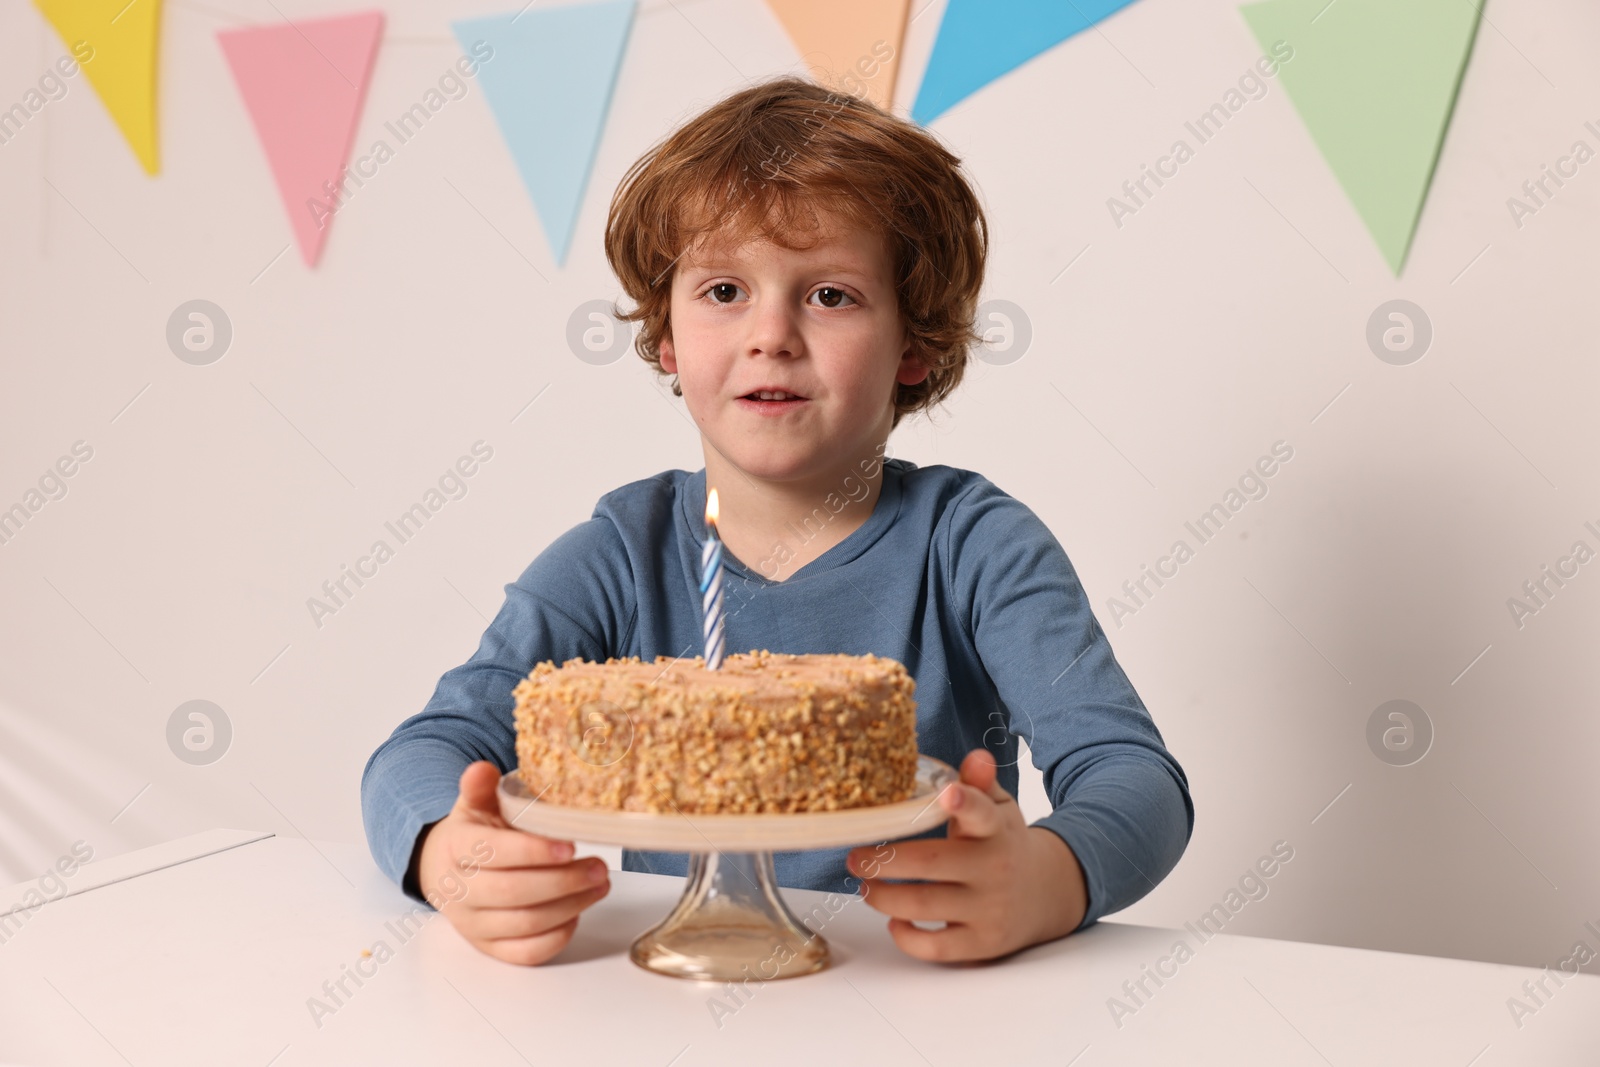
[746,300,803,359]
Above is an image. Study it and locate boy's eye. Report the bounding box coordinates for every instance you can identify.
[699,284,857,308]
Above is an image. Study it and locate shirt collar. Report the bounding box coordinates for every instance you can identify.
[682,459,906,584]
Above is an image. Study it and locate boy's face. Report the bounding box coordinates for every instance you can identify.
[658,216,928,487]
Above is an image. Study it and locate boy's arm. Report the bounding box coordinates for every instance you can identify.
[360,517,635,898]
[948,478,1195,931]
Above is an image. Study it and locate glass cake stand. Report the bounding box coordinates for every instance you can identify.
[497,755,958,981]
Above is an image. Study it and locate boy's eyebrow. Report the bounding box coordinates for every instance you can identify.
[680,259,878,279]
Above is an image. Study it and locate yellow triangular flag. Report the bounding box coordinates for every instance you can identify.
[34,0,162,174]
[765,0,909,111]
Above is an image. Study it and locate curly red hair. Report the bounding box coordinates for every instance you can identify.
[604,76,989,429]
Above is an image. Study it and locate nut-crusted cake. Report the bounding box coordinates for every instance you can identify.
[511,649,919,814]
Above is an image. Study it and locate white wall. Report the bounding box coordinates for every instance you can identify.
[1,0,1595,972]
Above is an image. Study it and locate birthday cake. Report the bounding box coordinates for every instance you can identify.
[510,649,920,814]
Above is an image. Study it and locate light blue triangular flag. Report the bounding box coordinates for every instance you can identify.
[911,0,1140,126]
[452,0,636,266]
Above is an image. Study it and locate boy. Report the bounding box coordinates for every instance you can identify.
[362,76,1193,967]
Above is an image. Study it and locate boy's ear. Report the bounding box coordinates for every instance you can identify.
[895,343,930,386]
[659,331,677,373]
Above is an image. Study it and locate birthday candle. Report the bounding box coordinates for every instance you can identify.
[701,487,726,670]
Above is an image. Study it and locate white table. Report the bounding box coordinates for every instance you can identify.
[0,830,1594,1065]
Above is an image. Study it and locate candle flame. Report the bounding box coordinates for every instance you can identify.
[706,487,719,525]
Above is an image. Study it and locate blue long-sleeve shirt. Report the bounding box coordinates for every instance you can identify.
[361,458,1194,930]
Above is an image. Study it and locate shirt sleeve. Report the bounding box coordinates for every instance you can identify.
[360,516,635,899]
[946,476,1194,930]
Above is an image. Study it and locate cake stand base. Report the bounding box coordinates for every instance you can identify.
[629,849,829,981]
[497,756,958,981]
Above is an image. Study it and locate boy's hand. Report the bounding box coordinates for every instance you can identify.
[416,761,611,966]
[846,749,1088,963]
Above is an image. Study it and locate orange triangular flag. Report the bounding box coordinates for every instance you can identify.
[217,11,383,267]
[764,0,909,110]
[34,0,162,174]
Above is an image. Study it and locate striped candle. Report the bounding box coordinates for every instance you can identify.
[701,486,726,669]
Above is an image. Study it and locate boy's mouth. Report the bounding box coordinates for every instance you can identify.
[736,387,809,414]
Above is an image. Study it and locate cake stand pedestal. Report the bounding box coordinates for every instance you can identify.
[630,849,828,980]
[498,755,958,982]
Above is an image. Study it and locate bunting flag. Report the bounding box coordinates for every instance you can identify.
[452,1,635,267]
[911,0,1139,126]
[764,0,910,111]
[34,0,163,174]
[217,11,384,268]
[1241,0,1483,274]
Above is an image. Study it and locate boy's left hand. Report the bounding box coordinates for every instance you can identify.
[846,749,1089,963]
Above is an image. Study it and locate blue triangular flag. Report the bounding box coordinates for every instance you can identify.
[911,0,1140,125]
[452,0,636,266]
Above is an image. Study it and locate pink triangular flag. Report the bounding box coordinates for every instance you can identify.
[218,11,383,267]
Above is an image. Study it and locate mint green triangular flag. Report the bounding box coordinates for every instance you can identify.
[1240,0,1482,274]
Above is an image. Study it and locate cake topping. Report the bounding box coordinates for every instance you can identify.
[512,650,919,815]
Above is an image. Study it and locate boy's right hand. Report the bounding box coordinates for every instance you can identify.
[416,761,611,966]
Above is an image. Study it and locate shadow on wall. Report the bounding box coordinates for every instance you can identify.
[0,694,159,886]
[1239,446,1594,971]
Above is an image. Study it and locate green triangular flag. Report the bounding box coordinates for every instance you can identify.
[1240,0,1482,274]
